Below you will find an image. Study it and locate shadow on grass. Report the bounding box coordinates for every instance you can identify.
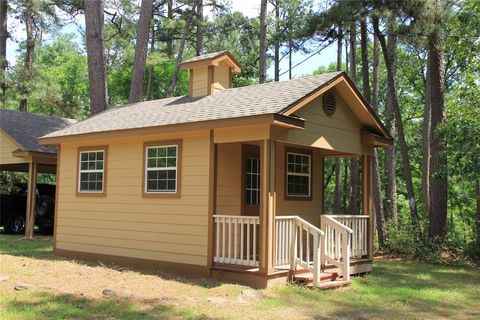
[0,234,224,289]
[1,289,217,320]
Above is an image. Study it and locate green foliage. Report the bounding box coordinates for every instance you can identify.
[205,11,260,86]
[7,34,89,118]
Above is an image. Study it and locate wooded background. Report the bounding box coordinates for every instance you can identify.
[0,0,478,260]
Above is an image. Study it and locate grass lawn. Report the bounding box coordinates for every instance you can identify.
[1,235,479,319]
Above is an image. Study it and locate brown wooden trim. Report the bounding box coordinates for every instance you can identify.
[241,143,261,216]
[189,69,193,97]
[228,67,232,89]
[53,145,61,250]
[259,140,276,274]
[207,130,216,268]
[39,114,304,146]
[142,140,182,198]
[180,51,241,73]
[211,53,242,73]
[54,248,210,278]
[280,72,392,141]
[281,75,344,116]
[76,146,108,197]
[320,155,325,215]
[24,161,37,239]
[12,150,57,159]
[207,65,214,95]
[284,146,313,201]
[362,155,374,260]
[361,129,393,147]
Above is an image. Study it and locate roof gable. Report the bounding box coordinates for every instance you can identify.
[39,72,391,146]
[281,73,391,140]
[0,109,76,154]
[180,51,241,73]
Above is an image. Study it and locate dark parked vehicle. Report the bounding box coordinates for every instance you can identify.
[0,183,55,235]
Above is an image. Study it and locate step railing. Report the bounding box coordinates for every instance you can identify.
[213,215,259,267]
[320,215,353,280]
[325,215,369,258]
[275,216,324,286]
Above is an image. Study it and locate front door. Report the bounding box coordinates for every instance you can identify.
[242,144,260,216]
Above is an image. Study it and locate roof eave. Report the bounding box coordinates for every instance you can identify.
[38,113,304,146]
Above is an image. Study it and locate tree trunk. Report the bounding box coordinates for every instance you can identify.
[85,0,108,115]
[360,17,370,103]
[166,0,173,59]
[373,17,421,239]
[274,1,280,82]
[476,180,480,245]
[128,0,154,104]
[384,21,398,222]
[342,158,348,213]
[349,20,359,215]
[146,23,155,100]
[19,0,35,112]
[372,34,386,246]
[336,26,342,71]
[428,23,448,240]
[167,4,196,97]
[195,0,204,55]
[0,0,7,106]
[259,0,267,83]
[333,26,342,214]
[422,59,431,218]
[288,38,292,79]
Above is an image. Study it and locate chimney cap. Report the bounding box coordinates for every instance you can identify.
[180,50,241,73]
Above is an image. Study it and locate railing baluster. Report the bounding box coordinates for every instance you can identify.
[253,218,257,266]
[246,218,251,265]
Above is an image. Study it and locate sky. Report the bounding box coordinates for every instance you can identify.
[6,0,339,81]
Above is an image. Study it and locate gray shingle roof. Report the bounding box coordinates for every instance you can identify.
[0,109,76,154]
[181,50,229,63]
[42,72,343,139]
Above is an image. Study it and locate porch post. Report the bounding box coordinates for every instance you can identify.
[259,139,276,274]
[362,154,374,260]
[24,161,37,239]
[207,130,217,268]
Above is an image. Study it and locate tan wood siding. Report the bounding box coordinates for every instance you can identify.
[55,131,210,266]
[275,142,323,226]
[212,62,230,93]
[286,91,371,155]
[0,130,30,164]
[215,143,242,215]
[191,66,209,97]
[214,124,270,144]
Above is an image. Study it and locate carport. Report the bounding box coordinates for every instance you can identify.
[0,109,75,238]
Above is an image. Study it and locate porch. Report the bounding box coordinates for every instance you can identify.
[208,138,374,289]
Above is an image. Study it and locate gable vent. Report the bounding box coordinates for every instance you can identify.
[322,91,336,116]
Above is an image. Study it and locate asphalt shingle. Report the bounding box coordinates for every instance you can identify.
[42,72,343,139]
[0,109,76,154]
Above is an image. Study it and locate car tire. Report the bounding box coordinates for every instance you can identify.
[5,214,26,234]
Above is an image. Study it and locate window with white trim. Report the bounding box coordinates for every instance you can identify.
[79,150,105,192]
[286,152,311,197]
[245,157,260,205]
[145,145,178,193]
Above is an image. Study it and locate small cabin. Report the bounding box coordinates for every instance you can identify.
[39,51,392,288]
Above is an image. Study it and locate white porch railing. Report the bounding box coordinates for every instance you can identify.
[325,215,369,258]
[275,216,324,286]
[320,215,353,280]
[213,215,259,267]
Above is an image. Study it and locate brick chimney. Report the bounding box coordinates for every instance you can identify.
[180,51,241,97]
